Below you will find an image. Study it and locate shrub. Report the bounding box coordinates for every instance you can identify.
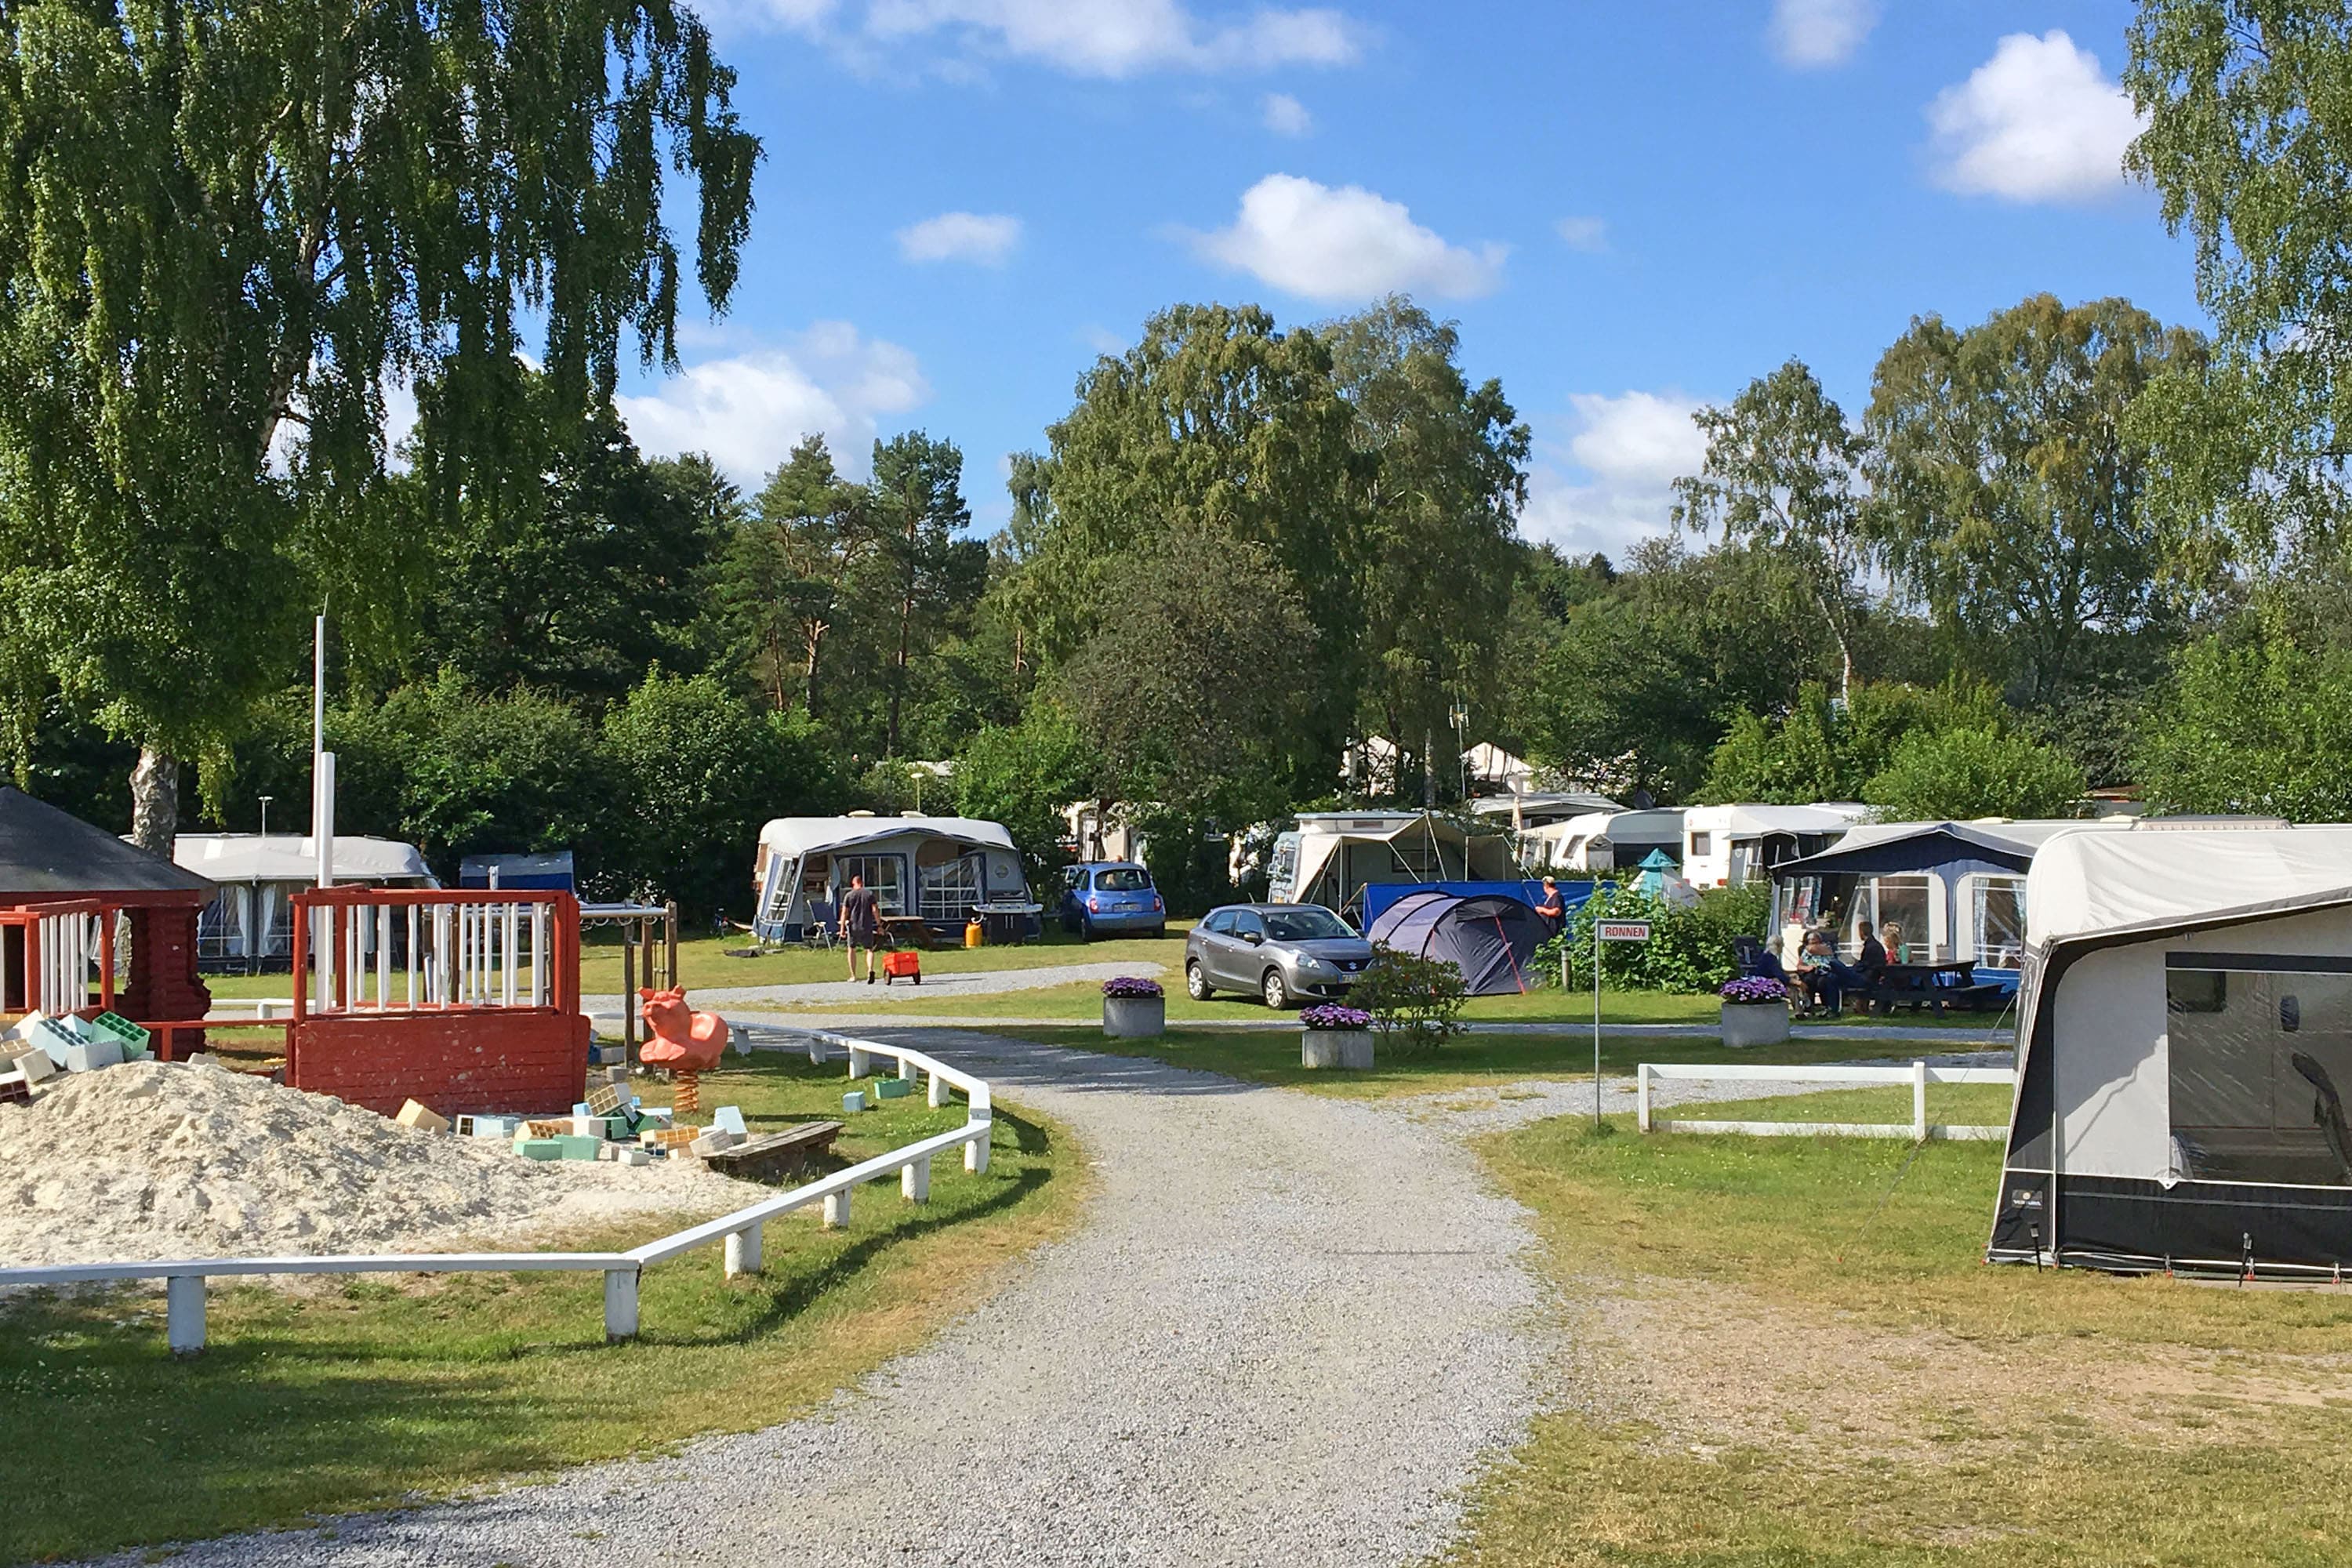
[1536,881,1773,995]
[1352,949,1468,1052]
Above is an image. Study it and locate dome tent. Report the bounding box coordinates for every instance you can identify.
[1365,890,1546,996]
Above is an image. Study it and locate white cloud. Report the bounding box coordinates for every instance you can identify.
[1262,91,1313,136]
[1927,30,2146,203]
[896,210,1023,265]
[1519,390,1708,558]
[614,322,930,485]
[1188,173,1504,302]
[1769,0,1876,67]
[1554,215,1608,253]
[731,0,1361,77]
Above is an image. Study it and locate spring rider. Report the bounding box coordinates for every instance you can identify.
[638,985,729,1117]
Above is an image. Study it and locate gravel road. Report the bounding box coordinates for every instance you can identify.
[108,1032,2003,1567]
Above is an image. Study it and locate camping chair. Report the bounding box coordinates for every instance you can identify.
[803,898,837,949]
[1732,935,1769,977]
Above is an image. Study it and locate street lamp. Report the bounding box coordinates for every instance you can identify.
[259,795,273,837]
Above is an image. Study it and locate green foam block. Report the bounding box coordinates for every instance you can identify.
[873,1078,915,1100]
[517,1138,565,1161]
[555,1134,603,1160]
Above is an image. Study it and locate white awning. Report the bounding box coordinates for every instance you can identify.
[2025,824,2352,946]
[757,815,1017,860]
[174,833,435,884]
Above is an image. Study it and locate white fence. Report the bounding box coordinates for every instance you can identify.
[0,1031,993,1354]
[1636,1060,2015,1142]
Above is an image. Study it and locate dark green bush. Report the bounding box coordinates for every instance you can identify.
[1353,948,1468,1051]
[1536,882,1773,994]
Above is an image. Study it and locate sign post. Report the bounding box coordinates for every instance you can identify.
[1592,916,1653,1126]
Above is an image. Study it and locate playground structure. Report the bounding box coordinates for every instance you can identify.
[637,984,728,1116]
[0,787,215,1055]
[583,900,678,1059]
[282,884,588,1117]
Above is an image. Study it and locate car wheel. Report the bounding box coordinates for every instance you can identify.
[1079,917,1095,942]
[1262,968,1292,1009]
[1187,960,1214,1000]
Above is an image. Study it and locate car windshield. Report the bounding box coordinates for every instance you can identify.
[1265,908,1353,942]
[1094,868,1152,891]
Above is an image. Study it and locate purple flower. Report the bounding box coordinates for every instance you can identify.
[1300,1004,1374,1031]
[1102,976,1164,1000]
[1719,976,1788,1004]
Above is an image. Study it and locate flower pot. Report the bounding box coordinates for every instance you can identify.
[1102,995,1166,1039]
[1719,1000,1789,1049]
[1301,1028,1374,1070]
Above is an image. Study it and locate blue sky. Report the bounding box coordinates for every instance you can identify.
[608,0,2201,558]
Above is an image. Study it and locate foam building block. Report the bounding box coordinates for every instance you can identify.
[616,1146,652,1167]
[555,1134,602,1160]
[2,1010,45,1043]
[713,1105,747,1137]
[688,1129,741,1157]
[843,1090,866,1113]
[395,1099,451,1134]
[62,1040,123,1073]
[874,1078,915,1100]
[7,1046,56,1085]
[515,1138,565,1160]
[26,1018,80,1069]
[0,1071,29,1105]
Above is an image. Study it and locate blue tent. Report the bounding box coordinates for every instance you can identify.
[1366,890,1546,996]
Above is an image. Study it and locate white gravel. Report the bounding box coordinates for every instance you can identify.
[95,1033,2009,1567]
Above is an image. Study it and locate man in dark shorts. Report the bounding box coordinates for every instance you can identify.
[838,873,883,982]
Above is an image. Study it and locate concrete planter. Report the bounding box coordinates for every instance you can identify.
[1719,1001,1790,1049]
[1102,995,1166,1039]
[1301,1028,1374,1070]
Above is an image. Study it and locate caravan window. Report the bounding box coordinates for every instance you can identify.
[919,853,985,922]
[1969,876,2027,969]
[1847,877,1934,960]
[1689,833,1711,857]
[837,855,905,915]
[2167,959,2352,1186]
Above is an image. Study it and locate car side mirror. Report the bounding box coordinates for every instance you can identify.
[1243,931,1265,946]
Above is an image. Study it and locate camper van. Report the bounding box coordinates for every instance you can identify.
[750,815,1036,943]
[1679,803,1871,889]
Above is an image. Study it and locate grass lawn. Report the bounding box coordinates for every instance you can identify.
[0,1052,1080,1565]
[1454,1096,2352,1566]
[984,1025,2006,1101]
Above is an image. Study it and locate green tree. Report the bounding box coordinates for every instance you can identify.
[602,671,834,919]
[1322,298,1529,803]
[1864,726,2087,821]
[952,705,1096,884]
[1675,360,1877,699]
[2124,2,2352,576]
[0,0,758,849]
[1699,681,2005,804]
[868,431,984,757]
[422,397,720,706]
[2136,619,2352,819]
[1006,303,1360,786]
[1867,293,2205,702]
[1055,524,1316,825]
[720,437,881,715]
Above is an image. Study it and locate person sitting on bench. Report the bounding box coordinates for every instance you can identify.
[1855,920,1889,983]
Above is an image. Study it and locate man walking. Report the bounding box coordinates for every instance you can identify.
[839,873,884,983]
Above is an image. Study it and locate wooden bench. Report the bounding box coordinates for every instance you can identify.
[1864,962,2003,1017]
[699,1120,843,1184]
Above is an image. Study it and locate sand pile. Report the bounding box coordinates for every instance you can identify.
[0,1061,768,1269]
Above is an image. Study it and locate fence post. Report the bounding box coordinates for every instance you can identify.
[166,1275,205,1356]
[1637,1063,1652,1134]
[604,1268,640,1341]
[899,1054,918,1081]
[848,1046,870,1080]
[927,1071,949,1109]
[965,1128,990,1174]
[807,1033,825,1065]
[823,1189,852,1229]
[903,1156,931,1203]
[724,1224,764,1278]
[1912,1059,1929,1142]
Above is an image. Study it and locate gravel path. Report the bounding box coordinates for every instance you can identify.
[108,1031,2004,1568]
[583,958,1167,1018]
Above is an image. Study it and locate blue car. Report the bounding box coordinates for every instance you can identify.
[1058,862,1168,939]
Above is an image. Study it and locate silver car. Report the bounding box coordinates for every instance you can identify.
[1185,902,1374,1009]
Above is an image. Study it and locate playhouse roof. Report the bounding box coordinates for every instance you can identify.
[0,789,213,901]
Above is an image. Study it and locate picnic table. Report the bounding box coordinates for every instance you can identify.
[879,914,935,950]
[1864,960,2003,1017]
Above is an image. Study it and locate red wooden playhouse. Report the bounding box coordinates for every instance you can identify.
[285,884,590,1116]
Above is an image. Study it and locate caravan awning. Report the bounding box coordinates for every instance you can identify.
[175,834,434,884]
[1776,822,2040,879]
[757,816,1017,860]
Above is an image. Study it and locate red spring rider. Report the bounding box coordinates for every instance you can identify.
[638,985,729,1117]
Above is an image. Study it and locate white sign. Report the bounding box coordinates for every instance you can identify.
[1597,920,1653,943]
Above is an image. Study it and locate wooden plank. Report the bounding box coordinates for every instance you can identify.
[700,1122,844,1184]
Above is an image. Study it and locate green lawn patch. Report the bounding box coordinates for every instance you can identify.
[1451,1099,2352,1566]
[0,1054,1079,1565]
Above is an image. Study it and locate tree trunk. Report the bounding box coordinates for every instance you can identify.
[129,747,180,858]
